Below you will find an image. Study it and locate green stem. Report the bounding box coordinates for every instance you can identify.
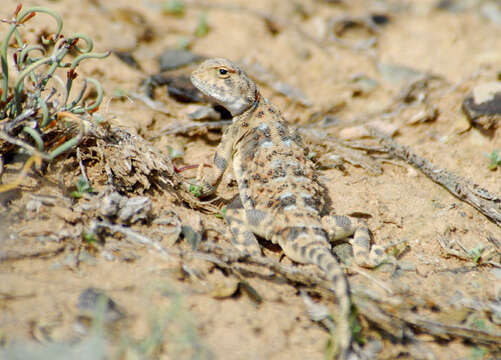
[38,98,50,127]
[13,56,52,96]
[48,120,85,159]
[16,7,63,38]
[18,45,45,70]
[70,51,110,69]
[66,79,87,111]
[67,33,94,54]
[22,126,44,151]
[1,7,63,103]
[1,25,18,102]
[83,77,105,112]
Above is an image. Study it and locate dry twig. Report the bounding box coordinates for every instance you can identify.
[370,128,501,227]
[193,241,501,348]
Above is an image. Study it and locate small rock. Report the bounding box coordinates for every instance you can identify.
[98,192,152,224]
[181,225,202,249]
[473,81,501,103]
[99,192,124,218]
[118,196,152,224]
[407,105,439,124]
[210,278,240,299]
[158,49,205,72]
[113,51,141,70]
[462,82,501,130]
[371,13,390,26]
[350,73,379,96]
[77,288,125,323]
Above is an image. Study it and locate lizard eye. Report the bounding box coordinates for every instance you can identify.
[218,68,230,78]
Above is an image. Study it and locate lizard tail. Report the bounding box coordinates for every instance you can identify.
[315,247,352,360]
[283,237,352,359]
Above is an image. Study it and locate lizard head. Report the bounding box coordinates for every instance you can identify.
[191,58,258,117]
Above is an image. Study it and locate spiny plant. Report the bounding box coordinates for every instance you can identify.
[0,4,109,189]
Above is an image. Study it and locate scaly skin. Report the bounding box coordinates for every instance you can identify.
[190,58,388,359]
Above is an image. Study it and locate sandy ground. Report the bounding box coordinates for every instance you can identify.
[1,0,500,359]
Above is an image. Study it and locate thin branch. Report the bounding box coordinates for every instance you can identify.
[370,128,501,227]
[155,120,231,138]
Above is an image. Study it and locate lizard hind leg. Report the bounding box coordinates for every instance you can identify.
[224,208,262,257]
[322,214,388,268]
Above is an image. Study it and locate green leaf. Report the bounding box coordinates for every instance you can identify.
[195,12,209,37]
[189,184,202,197]
[349,305,365,345]
[70,191,82,199]
[216,207,227,219]
[162,0,185,16]
[82,231,97,243]
[71,175,92,198]
[469,244,485,264]
[485,149,501,170]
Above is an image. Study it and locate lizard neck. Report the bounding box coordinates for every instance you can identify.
[232,90,260,122]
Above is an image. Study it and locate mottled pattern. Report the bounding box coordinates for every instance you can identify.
[190,58,387,359]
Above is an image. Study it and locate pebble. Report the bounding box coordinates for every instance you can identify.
[350,73,379,96]
[77,288,125,323]
[462,81,501,130]
[158,49,205,72]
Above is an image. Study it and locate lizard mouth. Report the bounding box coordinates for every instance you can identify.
[191,74,224,103]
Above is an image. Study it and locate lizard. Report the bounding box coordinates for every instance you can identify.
[188,58,389,359]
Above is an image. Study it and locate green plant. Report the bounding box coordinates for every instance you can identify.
[189,183,202,197]
[82,231,97,244]
[163,0,186,16]
[215,206,227,219]
[0,5,109,177]
[485,149,501,170]
[69,174,93,198]
[194,12,209,37]
[349,306,365,345]
[469,244,485,264]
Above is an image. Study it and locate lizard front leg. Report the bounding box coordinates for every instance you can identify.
[188,126,236,197]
